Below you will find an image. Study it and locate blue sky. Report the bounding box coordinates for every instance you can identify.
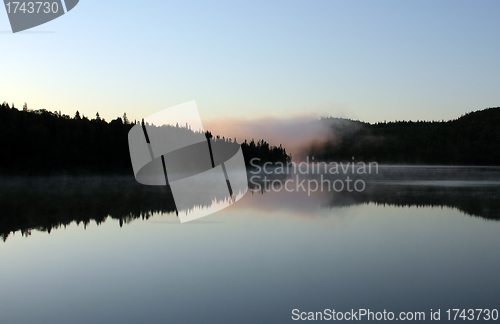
[1,0,500,124]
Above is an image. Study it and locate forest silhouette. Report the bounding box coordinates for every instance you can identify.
[2,102,499,173]
[0,102,290,175]
[309,107,500,165]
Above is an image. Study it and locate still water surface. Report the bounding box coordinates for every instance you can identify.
[1,167,499,323]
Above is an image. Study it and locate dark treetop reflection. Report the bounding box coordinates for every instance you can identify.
[1,166,500,241]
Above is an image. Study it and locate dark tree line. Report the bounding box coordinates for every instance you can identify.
[241,139,290,166]
[204,131,290,166]
[308,107,500,165]
[0,102,133,174]
[0,102,290,175]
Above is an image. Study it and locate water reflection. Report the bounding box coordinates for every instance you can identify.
[0,176,176,241]
[1,166,500,241]
[247,166,500,220]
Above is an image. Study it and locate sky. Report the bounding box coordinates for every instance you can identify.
[1,0,500,127]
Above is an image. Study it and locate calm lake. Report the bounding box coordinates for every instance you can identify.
[1,166,500,323]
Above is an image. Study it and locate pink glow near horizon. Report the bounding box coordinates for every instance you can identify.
[204,114,334,159]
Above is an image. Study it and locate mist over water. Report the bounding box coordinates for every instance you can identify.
[2,166,500,240]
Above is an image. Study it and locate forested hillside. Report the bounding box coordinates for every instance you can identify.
[308,107,500,165]
[0,102,290,175]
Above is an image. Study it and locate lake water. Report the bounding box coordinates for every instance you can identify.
[1,166,500,323]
